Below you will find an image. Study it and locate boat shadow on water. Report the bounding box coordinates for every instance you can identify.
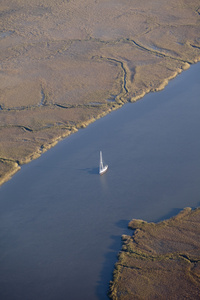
[78,167,99,175]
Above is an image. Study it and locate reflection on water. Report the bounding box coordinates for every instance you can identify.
[79,167,99,175]
[0,63,200,300]
[100,174,109,192]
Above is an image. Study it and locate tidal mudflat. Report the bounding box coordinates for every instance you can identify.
[1,0,200,185]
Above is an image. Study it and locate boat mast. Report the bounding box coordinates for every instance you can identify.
[100,151,103,171]
[99,150,108,175]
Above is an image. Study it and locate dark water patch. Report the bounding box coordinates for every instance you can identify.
[154,207,182,223]
[88,102,103,106]
[39,89,46,106]
[106,94,117,102]
[0,31,14,38]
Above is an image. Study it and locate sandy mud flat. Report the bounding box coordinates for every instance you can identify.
[0,0,200,184]
[109,207,200,299]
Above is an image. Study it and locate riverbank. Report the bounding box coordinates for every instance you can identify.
[109,207,200,299]
[0,0,200,186]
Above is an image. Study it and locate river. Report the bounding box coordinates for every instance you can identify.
[0,63,200,300]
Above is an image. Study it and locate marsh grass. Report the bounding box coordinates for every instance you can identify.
[109,208,200,299]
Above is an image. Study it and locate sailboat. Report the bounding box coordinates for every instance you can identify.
[99,151,108,175]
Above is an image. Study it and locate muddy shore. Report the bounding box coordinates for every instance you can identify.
[109,207,200,299]
[0,0,200,185]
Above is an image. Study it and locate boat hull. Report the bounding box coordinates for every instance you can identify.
[99,165,108,175]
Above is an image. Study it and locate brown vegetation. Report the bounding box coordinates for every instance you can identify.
[109,207,200,299]
[1,0,200,185]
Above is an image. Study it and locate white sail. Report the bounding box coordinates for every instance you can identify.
[99,151,108,175]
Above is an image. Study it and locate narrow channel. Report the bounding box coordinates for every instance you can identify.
[0,63,200,300]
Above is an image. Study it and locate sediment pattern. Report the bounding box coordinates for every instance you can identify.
[0,0,200,185]
[109,208,200,300]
